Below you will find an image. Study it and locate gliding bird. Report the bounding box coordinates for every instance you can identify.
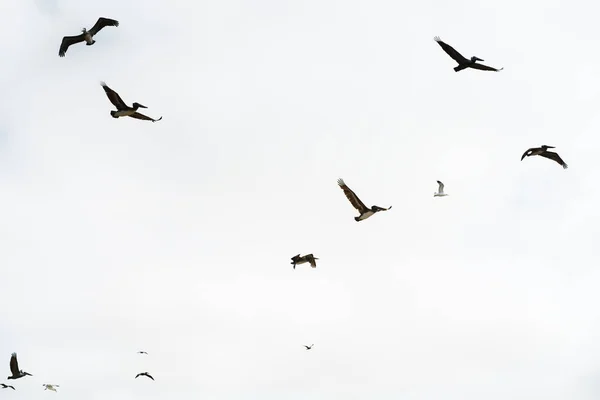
[291,254,318,269]
[135,372,154,381]
[304,344,314,350]
[7,353,32,380]
[337,178,391,221]
[101,82,163,122]
[59,17,119,57]
[521,145,568,169]
[0,384,15,390]
[43,384,59,392]
[434,181,448,197]
[434,36,503,72]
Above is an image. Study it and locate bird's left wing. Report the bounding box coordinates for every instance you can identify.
[59,34,85,57]
[9,354,19,376]
[434,37,469,64]
[470,62,503,72]
[540,152,568,169]
[437,180,444,193]
[89,17,119,36]
[337,179,368,213]
[129,112,163,122]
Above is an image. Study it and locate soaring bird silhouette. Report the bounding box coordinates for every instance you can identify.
[100,82,163,122]
[137,351,148,355]
[337,178,391,221]
[7,353,32,380]
[434,180,448,197]
[135,372,154,381]
[434,36,503,72]
[0,384,15,390]
[291,254,318,269]
[521,145,568,169]
[59,17,119,57]
[304,344,314,350]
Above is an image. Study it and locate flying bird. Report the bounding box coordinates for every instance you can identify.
[291,254,318,269]
[304,344,314,350]
[43,384,59,392]
[100,82,163,122]
[0,384,15,390]
[337,178,391,222]
[7,353,31,380]
[434,36,503,72]
[434,180,448,197]
[135,372,154,381]
[521,145,568,169]
[59,17,119,57]
[137,351,148,355]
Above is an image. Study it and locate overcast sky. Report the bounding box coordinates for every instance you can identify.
[1,0,600,398]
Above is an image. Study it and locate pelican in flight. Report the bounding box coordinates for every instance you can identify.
[434,180,448,197]
[135,372,154,381]
[434,36,503,72]
[101,82,163,122]
[521,145,568,169]
[7,353,32,380]
[43,384,59,392]
[291,254,318,269]
[59,17,119,57]
[0,384,15,390]
[337,178,391,221]
[137,351,148,355]
[304,344,314,350]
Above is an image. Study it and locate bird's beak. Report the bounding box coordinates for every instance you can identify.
[138,104,148,109]
[475,57,484,62]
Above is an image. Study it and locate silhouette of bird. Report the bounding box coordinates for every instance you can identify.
[304,344,314,350]
[135,372,154,381]
[434,36,503,72]
[0,384,15,390]
[337,178,391,221]
[137,351,148,355]
[59,17,119,57]
[521,145,568,169]
[7,353,32,380]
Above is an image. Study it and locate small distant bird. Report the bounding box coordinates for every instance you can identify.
[101,82,163,122]
[434,180,448,197]
[135,372,154,381]
[337,178,391,222]
[7,353,32,380]
[291,254,318,269]
[304,344,314,350]
[521,145,568,169]
[0,384,15,390]
[43,384,59,392]
[137,351,148,355]
[59,17,119,57]
[434,36,503,72]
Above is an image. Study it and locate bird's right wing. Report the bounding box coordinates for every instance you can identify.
[540,151,568,169]
[437,180,444,193]
[9,353,19,376]
[59,34,85,57]
[100,82,127,109]
[434,37,469,64]
[337,179,368,213]
[129,112,163,122]
[89,17,119,36]
[470,62,503,72]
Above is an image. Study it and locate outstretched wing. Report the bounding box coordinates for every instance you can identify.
[59,34,85,57]
[434,36,469,64]
[521,148,536,161]
[145,373,155,381]
[470,62,503,72]
[437,180,444,194]
[89,17,119,36]
[307,255,317,268]
[540,151,568,169]
[337,179,368,213]
[129,112,162,122]
[9,353,19,376]
[100,82,127,109]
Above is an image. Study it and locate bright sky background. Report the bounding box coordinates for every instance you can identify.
[1,0,600,399]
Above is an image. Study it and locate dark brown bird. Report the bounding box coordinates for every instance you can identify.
[434,36,503,72]
[291,254,318,269]
[0,384,15,390]
[59,17,119,57]
[137,351,148,355]
[304,344,314,350]
[337,178,391,222]
[135,372,154,381]
[7,353,31,380]
[521,145,568,169]
[101,82,162,122]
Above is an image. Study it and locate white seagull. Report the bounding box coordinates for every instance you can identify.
[434,181,448,197]
[43,384,59,392]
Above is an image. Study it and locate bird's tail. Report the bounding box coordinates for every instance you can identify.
[110,111,118,118]
[454,65,468,72]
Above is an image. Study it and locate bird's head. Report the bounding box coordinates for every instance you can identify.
[81,28,87,33]
[132,103,147,109]
[471,56,484,62]
[541,145,555,150]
